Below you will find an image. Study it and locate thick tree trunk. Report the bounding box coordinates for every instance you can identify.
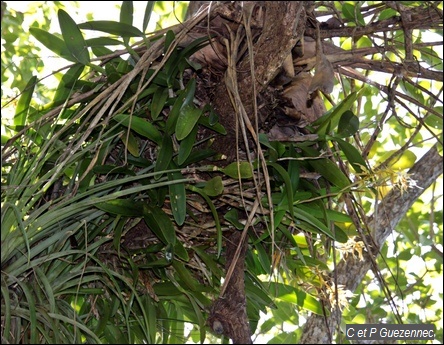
[300,144,443,344]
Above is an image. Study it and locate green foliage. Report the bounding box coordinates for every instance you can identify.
[1,1,442,344]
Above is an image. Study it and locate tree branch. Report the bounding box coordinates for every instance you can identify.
[300,144,443,344]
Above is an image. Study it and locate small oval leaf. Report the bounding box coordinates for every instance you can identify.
[337,110,359,137]
[203,176,224,197]
[222,161,253,179]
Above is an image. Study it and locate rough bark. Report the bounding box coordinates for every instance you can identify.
[206,1,306,161]
[299,144,443,344]
[207,231,252,344]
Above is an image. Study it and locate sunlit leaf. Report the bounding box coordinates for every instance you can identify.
[120,1,133,26]
[78,20,144,37]
[58,9,90,65]
[269,282,325,315]
[53,64,85,106]
[96,199,144,216]
[29,27,72,61]
[14,76,37,126]
[143,1,155,33]
[379,149,417,170]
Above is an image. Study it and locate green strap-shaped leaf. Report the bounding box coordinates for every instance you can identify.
[198,115,227,135]
[314,91,358,135]
[166,78,196,134]
[143,1,155,33]
[295,206,348,242]
[268,162,294,221]
[14,76,37,127]
[96,199,145,217]
[154,134,173,178]
[53,64,85,106]
[113,114,162,144]
[168,171,186,226]
[143,204,176,245]
[78,20,144,37]
[269,282,326,315]
[174,241,189,261]
[177,125,198,165]
[297,204,353,223]
[58,9,90,65]
[172,261,199,291]
[300,146,351,189]
[85,37,123,47]
[193,246,224,278]
[175,105,202,140]
[29,27,73,61]
[245,279,276,310]
[120,1,133,46]
[120,1,133,26]
[151,86,169,120]
[334,137,368,174]
[253,242,272,275]
[224,208,244,230]
[164,29,176,52]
